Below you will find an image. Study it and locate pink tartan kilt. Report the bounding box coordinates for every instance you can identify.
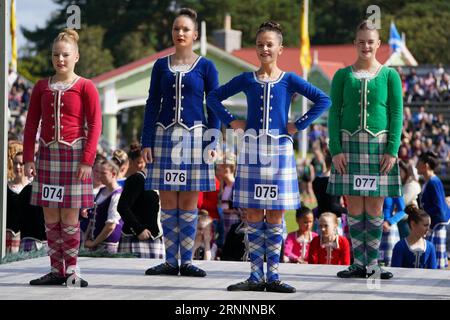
[31,139,94,209]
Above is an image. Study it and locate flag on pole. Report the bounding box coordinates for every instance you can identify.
[388,21,403,53]
[300,0,311,74]
[10,0,17,70]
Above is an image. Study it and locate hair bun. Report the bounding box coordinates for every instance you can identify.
[178,8,197,20]
[129,142,141,153]
[61,28,79,42]
[259,21,282,33]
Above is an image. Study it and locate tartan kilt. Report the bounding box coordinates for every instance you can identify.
[145,124,215,192]
[118,234,165,259]
[6,229,20,253]
[378,223,400,266]
[327,131,402,197]
[93,242,119,254]
[427,223,448,269]
[31,139,94,208]
[20,237,47,252]
[233,136,300,210]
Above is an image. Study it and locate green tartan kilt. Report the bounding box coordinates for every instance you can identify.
[327,131,402,197]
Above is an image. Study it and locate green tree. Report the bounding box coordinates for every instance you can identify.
[76,25,114,78]
[382,1,450,65]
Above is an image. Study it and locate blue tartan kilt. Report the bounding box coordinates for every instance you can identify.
[428,223,448,269]
[118,233,165,259]
[145,124,216,192]
[233,135,300,210]
[378,223,400,266]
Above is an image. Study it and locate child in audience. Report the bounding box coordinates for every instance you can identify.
[84,159,123,253]
[391,206,437,269]
[308,212,350,265]
[284,206,317,263]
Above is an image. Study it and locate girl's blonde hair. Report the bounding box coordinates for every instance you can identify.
[8,140,23,181]
[112,149,129,168]
[53,28,79,51]
[101,159,120,176]
[319,212,338,226]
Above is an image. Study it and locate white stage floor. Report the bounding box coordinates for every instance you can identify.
[0,257,449,300]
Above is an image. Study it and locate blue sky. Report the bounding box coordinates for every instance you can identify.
[9,0,60,53]
[16,0,60,48]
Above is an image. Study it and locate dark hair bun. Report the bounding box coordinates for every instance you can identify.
[259,21,282,33]
[129,142,141,153]
[178,8,197,21]
[405,205,430,227]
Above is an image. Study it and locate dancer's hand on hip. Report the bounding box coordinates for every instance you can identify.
[287,122,298,135]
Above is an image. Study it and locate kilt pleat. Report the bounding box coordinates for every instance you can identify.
[145,125,215,191]
[327,131,402,197]
[31,139,94,208]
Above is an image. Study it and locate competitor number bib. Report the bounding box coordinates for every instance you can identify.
[42,184,64,202]
[164,170,187,186]
[254,184,278,200]
[353,175,378,191]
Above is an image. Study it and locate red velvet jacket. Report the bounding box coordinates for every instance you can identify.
[23,77,102,166]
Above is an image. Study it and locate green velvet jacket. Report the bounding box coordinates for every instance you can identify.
[328,66,403,157]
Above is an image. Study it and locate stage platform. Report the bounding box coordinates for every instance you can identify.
[0,257,449,300]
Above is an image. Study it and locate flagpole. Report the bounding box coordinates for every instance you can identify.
[299,0,310,160]
[0,0,9,259]
[10,0,16,71]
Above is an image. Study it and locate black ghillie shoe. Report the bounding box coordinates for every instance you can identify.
[179,264,206,277]
[265,280,296,293]
[227,279,266,292]
[337,264,367,278]
[367,264,393,280]
[145,262,179,276]
[65,273,89,287]
[29,273,66,286]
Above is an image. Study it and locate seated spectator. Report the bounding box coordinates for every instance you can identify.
[216,153,240,238]
[6,151,28,253]
[193,209,217,260]
[92,154,106,196]
[84,159,123,254]
[379,197,406,266]
[298,158,316,207]
[283,206,317,263]
[117,143,164,259]
[198,176,224,253]
[391,206,437,269]
[19,184,47,252]
[308,212,350,265]
[112,149,129,188]
[221,210,248,262]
